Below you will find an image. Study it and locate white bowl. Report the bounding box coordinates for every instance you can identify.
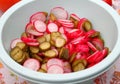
[0,0,120,84]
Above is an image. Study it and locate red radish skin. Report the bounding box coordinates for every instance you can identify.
[95,47,108,63]
[75,52,88,60]
[57,19,72,24]
[47,64,64,74]
[77,18,88,31]
[74,53,81,60]
[30,12,47,23]
[87,50,102,64]
[67,29,84,39]
[52,48,59,56]
[25,22,44,36]
[87,63,95,68]
[27,29,44,36]
[57,19,74,28]
[61,33,68,42]
[65,43,75,55]
[21,37,39,46]
[85,29,98,38]
[75,44,90,53]
[62,23,74,28]
[34,20,46,33]
[23,58,40,71]
[47,58,63,68]
[47,22,58,33]
[74,52,89,61]
[63,61,72,73]
[21,37,37,43]
[70,36,87,45]
[25,22,33,32]
[10,38,22,49]
[37,52,44,57]
[50,7,68,19]
[26,42,39,46]
[59,27,65,34]
[70,13,80,21]
[92,38,104,50]
[87,42,97,52]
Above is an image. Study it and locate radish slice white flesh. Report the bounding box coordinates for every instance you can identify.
[25,22,44,36]
[26,42,39,46]
[59,27,65,34]
[57,19,74,28]
[10,38,22,49]
[47,58,63,68]
[47,64,64,74]
[50,7,68,19]
[23,58,40,71]
[70,13,80,21]
[47,23,58,33]
[34,20,46,33]
[27,29,44,36]
[63,61,72,73]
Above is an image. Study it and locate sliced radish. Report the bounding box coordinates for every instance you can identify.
[74,52,81,60]
[64,27,73,33]
[23,58,40,71]
[63,61,72,73]
[85,29,100,38]
[67,29,84,39]
[87,42,97,52]
[30,12,47,23]
[21,37,37,43]
[34,20,46,33]
[50,7,68,19]
[87,63,95,68]
[77,18,92,31]
[75,44,90,53]
[25,22,34,32]
[92,38,104,50]
[62,22,74,28]
[47,58,63,68]
[87,50,102,63]
[102,47,109,57]
[70,13,80,21]
[59,26,65,34]
[57,19,74,28]
[65,43,75,55]
[47,22,58,33]
[21,37,39,46]
[27,29,44,36]
[37,52,44,57]
[95,47,109,63]
[70,36,87,45]
[57,19,72,24]
[47,64,64,74]
[61,33,68,42]
[25,22,44,36]
[26,42,39,46]
[74,52,88,60]
[51,48,59,56]
[10,38,22,49]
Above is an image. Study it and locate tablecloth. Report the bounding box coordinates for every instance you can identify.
[0,0,120,84]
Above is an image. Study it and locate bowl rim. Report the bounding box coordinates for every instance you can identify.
[0,0,120,83]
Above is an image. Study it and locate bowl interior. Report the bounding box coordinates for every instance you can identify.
[0,0,119,83]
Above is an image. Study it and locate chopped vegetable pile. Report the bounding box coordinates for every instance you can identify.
[9,7,110,74]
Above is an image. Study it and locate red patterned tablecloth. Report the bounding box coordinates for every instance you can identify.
[0,0,120,84]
